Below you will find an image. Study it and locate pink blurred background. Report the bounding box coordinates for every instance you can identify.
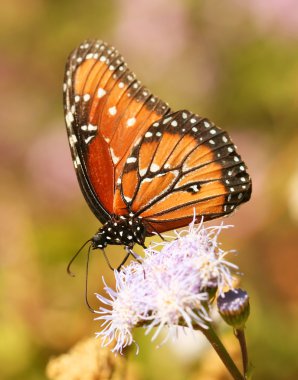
[1,0,298,379]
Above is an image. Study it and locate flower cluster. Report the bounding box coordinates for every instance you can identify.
[95,219,238,353]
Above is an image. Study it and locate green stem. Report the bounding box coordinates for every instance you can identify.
[235,328,248,377]
[199,323,244,380]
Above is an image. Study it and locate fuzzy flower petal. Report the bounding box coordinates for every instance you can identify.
[96,218,238,353]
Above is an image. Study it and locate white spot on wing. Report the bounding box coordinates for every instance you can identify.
[139,168,147,176]
[110,148,120,164]
[163,117,172,124]
[87,124,97,131]
[188,184,200,193]
[124,196,132,204]
[74,156,81,168]
[156,172,167,178]
[109,106,117,116]
[97,88,106,98]
[150,163,160,172]
[127,117,136,127]
[85,136,95,144]
[143,177,153,183]
[65,111,74,127]
[127,157,137,164]
[69,134,77,147]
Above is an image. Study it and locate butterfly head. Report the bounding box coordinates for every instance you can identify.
[91,215,147,250]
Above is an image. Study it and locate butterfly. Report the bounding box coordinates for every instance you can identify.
[63,39,252,266]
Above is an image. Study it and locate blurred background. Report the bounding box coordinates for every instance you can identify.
[1,0,298,379]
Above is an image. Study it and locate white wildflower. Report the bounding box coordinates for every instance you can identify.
[95,219,238,353]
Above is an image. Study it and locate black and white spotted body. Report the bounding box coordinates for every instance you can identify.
[91,215,147,250]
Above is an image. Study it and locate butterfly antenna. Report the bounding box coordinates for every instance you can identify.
[85,244,96,313]
[67,239,92,277]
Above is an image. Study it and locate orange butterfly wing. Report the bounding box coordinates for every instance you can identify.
[114,111,251,233]
[63,40,170,222]
[64,40,251,234]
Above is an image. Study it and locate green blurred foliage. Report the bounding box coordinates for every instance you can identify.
[1,0,298,379]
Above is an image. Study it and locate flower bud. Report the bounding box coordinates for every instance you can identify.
[217,289,250,329]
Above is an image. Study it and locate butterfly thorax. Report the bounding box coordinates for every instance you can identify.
[91,215,147,249]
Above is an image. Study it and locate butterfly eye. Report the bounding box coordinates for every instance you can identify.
[92,232,105,247]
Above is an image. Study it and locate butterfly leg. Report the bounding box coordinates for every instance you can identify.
[155,230,167,241]
[116,248,131,271]
[124,246,146,279]
[125,246,143,263]
[145,221,168,242]
[116,246,143,271]
[101,248,116,271]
